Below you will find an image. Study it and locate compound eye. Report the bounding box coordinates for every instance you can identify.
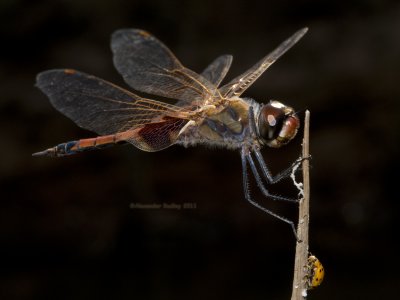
[258,103,286,141]
[279,115,300,144]
[258,101,299,148]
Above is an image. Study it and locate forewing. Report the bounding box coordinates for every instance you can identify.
[111,29,217,106]
[219,28,308,98]
[36,69,189,151]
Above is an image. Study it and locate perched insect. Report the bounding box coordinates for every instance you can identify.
[305,255,325,289]
[33,28,308,234]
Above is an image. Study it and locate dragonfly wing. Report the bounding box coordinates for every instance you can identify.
[111,29,217,106]
[36,69,190,151]
[219,28,308,98]
[175,54,233,107]
[201,54,232,87]
[126,116,188,152]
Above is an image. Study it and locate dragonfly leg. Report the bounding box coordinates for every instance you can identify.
[241,149,298,239]
[253,148,308,184]
[247,151,298,203]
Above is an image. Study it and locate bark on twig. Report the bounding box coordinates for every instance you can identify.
[290,110,311,300]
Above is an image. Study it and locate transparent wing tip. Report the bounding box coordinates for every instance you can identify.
[300,27,309,34]
[293,27,309,41]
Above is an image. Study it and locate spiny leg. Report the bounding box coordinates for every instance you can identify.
[241,149,298,239]
[253,148,305,184]
[247,152,298,203]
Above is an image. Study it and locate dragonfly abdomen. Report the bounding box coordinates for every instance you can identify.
[32,135,125,157]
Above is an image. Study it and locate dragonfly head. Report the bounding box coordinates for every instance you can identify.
[257,100,300,148]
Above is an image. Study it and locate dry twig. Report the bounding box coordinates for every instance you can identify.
[290,110,311,300]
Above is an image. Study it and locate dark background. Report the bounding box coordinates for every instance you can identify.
[1,0,399,299]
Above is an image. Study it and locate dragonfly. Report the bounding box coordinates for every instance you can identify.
[33,28,308,236]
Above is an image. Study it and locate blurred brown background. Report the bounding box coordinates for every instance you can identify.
[1,0,399,299]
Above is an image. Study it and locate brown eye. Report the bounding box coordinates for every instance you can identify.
[258,103,285,141]
[257,101,299,148]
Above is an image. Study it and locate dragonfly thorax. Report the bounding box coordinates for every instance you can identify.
[257,100,299,148]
